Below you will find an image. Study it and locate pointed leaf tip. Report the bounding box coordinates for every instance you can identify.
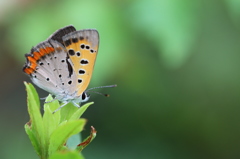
[69,102,94,120]
[77,126,97,152]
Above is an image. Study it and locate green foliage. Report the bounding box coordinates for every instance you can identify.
[225,0,240,26]
[129,0,200,68]
[24,82,96,159]
[49,151,85,159]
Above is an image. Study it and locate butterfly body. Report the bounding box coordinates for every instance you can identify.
[23,26,99,109]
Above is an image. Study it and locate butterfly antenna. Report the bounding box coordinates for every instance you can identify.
[87,91,110,97]
[86,84,117,91]
[86,84,117,97]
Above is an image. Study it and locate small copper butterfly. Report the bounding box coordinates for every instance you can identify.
[23,25,115,113]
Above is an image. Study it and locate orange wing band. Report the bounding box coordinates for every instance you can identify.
[23,47,55,75]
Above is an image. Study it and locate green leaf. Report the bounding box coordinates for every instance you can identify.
[49,151,84,159]
[24,82,95,158]
[60,103,78,122]
[76,126,97,152]
[48,119,86,156]
[24,124,41,156]
[24,81,40,108]
[43,95,61,137]
[24,82,46,157]
[42,95,61,154]
[69,102,94,121]
[45,94,61,114]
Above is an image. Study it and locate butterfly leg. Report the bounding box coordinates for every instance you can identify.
[52,101,69,114]
[45,98,58,103]
[40,97,47,100]
[72,102,80,108]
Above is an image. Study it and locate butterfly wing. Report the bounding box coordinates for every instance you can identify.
[23,26,99,101]
[62,29,99,97]
[23,26,79,97]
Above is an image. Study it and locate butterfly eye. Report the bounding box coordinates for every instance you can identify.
[81,92,90,102]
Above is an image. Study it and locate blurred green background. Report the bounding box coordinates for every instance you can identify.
[1,0,240,158]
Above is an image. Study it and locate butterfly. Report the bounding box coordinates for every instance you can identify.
[23,25,114,113]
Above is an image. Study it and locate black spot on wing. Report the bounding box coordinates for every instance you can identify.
[80,44,85,49]
[79,69,85,74]
[80,59,89,65]
[66,55,73,77]
[68,49,75,56]
[76,52,81,56]
[78,79,82,83]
